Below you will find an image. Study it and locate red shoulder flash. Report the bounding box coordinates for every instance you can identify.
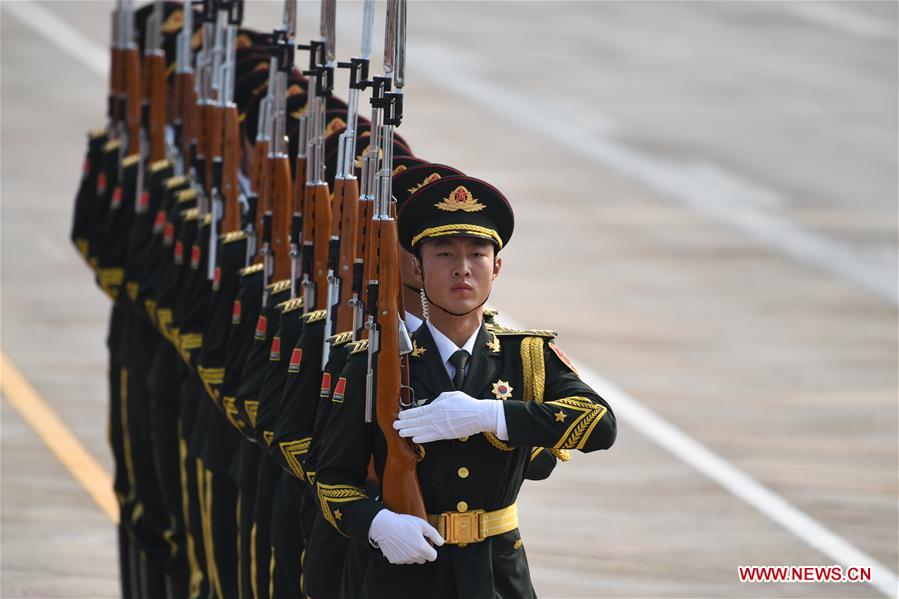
[231,299,242,325]
[173,241,184,264]
[269,336,281,361]
[154,210,167,233]
[96,172,107,194]
[138,191,149,211]
[190,245,201,269]
[549,343,578,375]
[331,377,347,403]
[319,372,332,398]
[254,315,267,340]
[288,348,303,373]
[111,186,123,209]
[212,266,221,291]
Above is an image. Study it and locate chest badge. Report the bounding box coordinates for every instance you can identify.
[411,340,427,358]
[492,379,513,400]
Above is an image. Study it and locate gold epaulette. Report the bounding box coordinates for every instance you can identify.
[349,340,369,355]
[166,175,189,190]
[89,128,107,140]
[221,230,247,244]
[267,279,291,295]
[239,262,264,276]
[181,207,200,221]
[278,297,304,314]
[327,331,354,346]
[177,188,198,203]
[483,307,499,318]
[202,213,212,226]
[302,309,327,324]
[122,153,140,168]
[150,159,171,173]
[486,324,557,339]
[103,139,120,153]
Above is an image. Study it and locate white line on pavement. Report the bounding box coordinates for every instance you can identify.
[7,3,898,597]
[408,41,898,308]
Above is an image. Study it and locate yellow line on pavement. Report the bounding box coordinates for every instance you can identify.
[1,350,117,523]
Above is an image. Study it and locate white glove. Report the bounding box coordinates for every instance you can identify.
[368,509,445,565]
[394,391,503,443]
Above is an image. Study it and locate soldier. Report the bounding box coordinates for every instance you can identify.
[315,175,616,597]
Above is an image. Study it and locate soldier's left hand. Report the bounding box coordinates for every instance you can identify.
[394,391,504,443]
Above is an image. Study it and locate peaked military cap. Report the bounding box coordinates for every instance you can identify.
[392,163,464,211]
[397,175,514,253]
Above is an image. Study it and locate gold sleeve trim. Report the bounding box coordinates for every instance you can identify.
[544,396,608,450]
[278,437,311,481]
[317,483,368,535]
[263,431,274,446]
[222,396,245,432]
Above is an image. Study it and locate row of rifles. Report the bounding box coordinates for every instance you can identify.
[70,0,429,597]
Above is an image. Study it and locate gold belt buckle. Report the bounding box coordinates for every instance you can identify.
[443,510,486,545]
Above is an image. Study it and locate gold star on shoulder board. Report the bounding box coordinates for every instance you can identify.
[554,410,567,423]
[492,380,513,400]
[334,509,343,521]
[411,340,427,358]
[486,334,501,353]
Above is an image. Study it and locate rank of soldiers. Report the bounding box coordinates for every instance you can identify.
[71,1,616,597]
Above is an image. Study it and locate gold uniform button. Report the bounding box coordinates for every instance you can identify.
[459,436,469,442]
[457,467,469,479]
[456,501,468,512]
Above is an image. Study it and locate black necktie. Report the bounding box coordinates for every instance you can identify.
[449,350,470,390]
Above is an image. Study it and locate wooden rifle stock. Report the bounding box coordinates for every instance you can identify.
[332,177,359,332]
[310,183,332,309]
[110,46,121,125]
[123,47,142,155]
[220,105,241,233]
[270,154,293,281]
[204,102,219,195]
[373,218,425,518]
[146,53,167,162]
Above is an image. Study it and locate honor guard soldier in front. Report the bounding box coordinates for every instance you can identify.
[315,175,617,598]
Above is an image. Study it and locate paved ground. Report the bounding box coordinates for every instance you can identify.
[1,1,896,598]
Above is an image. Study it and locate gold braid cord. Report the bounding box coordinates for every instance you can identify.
[317,483,368,535]
[484,336,547,453]
[545,396,608,450]
[278,437,311,481]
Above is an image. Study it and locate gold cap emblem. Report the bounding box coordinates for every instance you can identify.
[436,186,486,213]
[408,172,442,195]
[162,10,183,34]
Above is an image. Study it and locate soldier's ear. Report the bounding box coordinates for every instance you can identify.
[412,255,423,279]
[493,256,502,279]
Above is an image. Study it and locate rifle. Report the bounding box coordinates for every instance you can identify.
[364,0,423,519]
[299,0,335,313]
[143,1,167,163]
[121,0,142,157]
[321,0,373,366]
[109,0,122,134]
[207,0,243,280]
[172,0,195,175]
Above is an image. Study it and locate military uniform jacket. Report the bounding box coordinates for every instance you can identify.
[315,320,616,598]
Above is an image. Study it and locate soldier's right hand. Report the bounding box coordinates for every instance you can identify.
[368,509,445,565]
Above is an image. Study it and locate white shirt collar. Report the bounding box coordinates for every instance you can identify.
[426,320,480,379]
[404,311,423,333]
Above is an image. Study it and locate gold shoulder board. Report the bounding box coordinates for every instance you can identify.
[89,128,107,140]
[302,309,327,324]
[327,331,354,346]
[103,139,120,153]
[122,153,140,167]
[486,324,557,339]
[177,188,198,203]
[181,207,200,221]
[267,279,291,295]
[150,159,171,173]
[349,340,369,354]
[221,231,247,244]
[165,175,189,190]
[239,263,264,276]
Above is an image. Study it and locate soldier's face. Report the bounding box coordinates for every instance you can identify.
[415,237,501,314]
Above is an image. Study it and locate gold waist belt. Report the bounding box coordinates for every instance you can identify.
[427,502,518,545]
